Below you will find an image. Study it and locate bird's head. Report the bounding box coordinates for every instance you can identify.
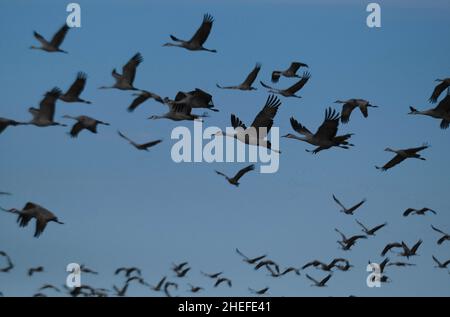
[52,217,64,225]
[384,147,395,152]
[29,45,39,50]
[282,133,296,139]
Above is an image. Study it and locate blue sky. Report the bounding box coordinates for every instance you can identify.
[0,0,449,296]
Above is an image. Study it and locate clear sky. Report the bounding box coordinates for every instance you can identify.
[0,0,449,297]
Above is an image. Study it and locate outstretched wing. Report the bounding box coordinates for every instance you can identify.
[315,108,339,140]
[50,24,69,48]
[332,194,346,210]
[260,81,276,90]
[39,87,61,121]
[189,14,214,46]
[288,62,308,73]
[435,94,450,113]
[376,154,405,171]
[429,81,450,103]
[69,122,85,138]
[285,71,311,94]
[250,95,281,136]
[431,225,446,235]
[241,63,261,87]
[122,53,143,85]
[404,144,429,155]
[289,117,312,136]
[235,248,249,260]
[65,72,87,97]
[117,130,133,143]
[340,102,357,124]
[33,31,48,45]
[305,274,319,285]
[233,164,255,182]
[231,114,247,130]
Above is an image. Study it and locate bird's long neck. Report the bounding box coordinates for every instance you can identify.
[285,134,307,142]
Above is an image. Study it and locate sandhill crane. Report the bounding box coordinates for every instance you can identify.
[260,71,310,98]
[432,256,450,269]
[409,94,450,129]
[403,207,436,217]
[112,283,128,297]
[127,90,164,112]
[60,72,91,104]
[0,192,11,196]
[254,260,280,274]
[334,99,378,123]
[216,63,261,91]
[0,251,14,273]
[80,264,98,275]
[215,165,255,187]
[214,277,232,288]
[271,62,308,83]
[249,287,269,295]
[235,248,266,264]
[150,276,166,292]
[164,281,178,297]
[306,274,332,287]
[431,225,450,245]
[28,266,44,276]
[0,117,28,135]
[381,243,403,257]
[126,276,149,287]
[335,260,353,272]
[429,77,450,103]
[99,53,143,91]
[216,95,282,153]
[33,293,47,297]
[335,228,367,251]
[369,258,390,275]
[188,284,204,293]
[375,144,429,171]
[148,103,208,121]
[386,262,416,268]
[201,271,223,279]
[118,131,162,151]
[279,267,301,276]
[399,240,422,258]
[167,89,219,112]
[172,262,188,272]
[175,267,191,278]
[39,284,61,293]
[332,195,366,215]
[1,202,63,238]
[30,24,69,53]
[355,220,387,236]
[28,88,67,127]
[63,115,109,138]
[283,108,354,154]
[163,14,216,52]
[114,267,141,278]
[302,258,347,272]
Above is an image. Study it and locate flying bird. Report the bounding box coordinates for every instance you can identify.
[172,262,189,272]
[214,277,232,288]
[167,89,218,112]
[30,24,69,53]
[306,274,332,287]
[174,267,191,278]
[381,242,403,257]
[148,103,208,121]
[0,251,14,273]
[386,262,416,268]
[0,117,28,135]
[271,62,308,83]
[335,228,367,251]
[215,165,255,187]
[429,77,450,103]
[0,192,11,196]
[163,14,216,52]
[59,72,91,104]
[235,248,266,264]
[216,63,261,91]
[38,284,61,292]
[201,271,223,279]
[283,108,354,154]
[28,87,67,127]
[163,282,178,297]
[117,131,162,151]
[99,53,143,91]
[28,266,44,276]
[355,220,387,236]
[403,207,436,217]
[112,284,129,297]
[249,287,269,295]
[63,115,109,138]
[216,95,282,153]
[127,90,164,112]
[409,94,450,129]
[375,144,429,171]
[432,256,450,269]
[150,276,167,292]
[1,202,64,238]
[334,99,378,123]
[114,267,141,278]
[332,195,366,215]
[80,264,98,275]
[260,71,311,98]
[431,225,450,245]
[399,240,422,258]
[188,284,204,293]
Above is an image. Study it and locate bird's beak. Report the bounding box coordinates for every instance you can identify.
[281,134,289,138]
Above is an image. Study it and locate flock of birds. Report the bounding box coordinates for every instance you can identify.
[0,12,449,296]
